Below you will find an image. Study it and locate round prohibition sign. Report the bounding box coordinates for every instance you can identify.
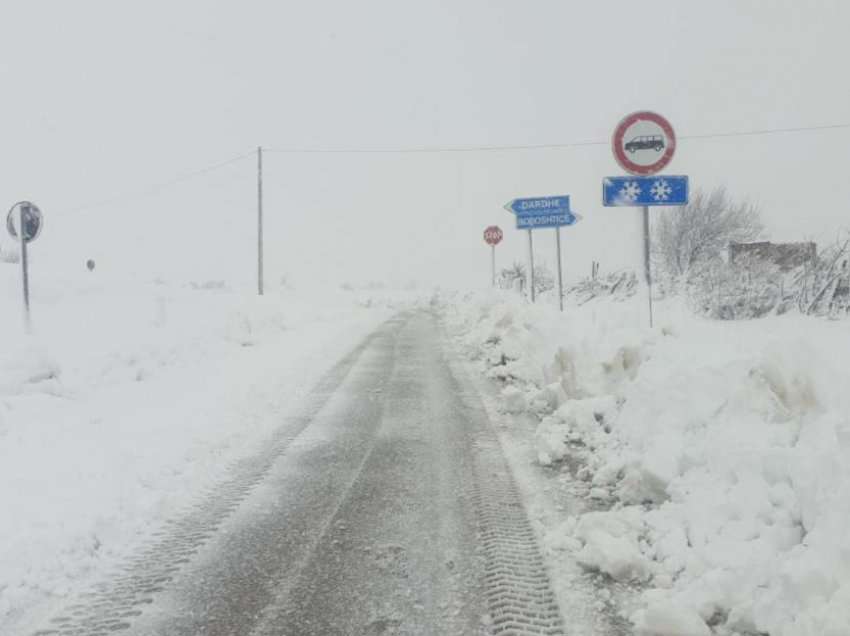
[7,201,43,243]
[612,111,677,175]
[483,226,503,246]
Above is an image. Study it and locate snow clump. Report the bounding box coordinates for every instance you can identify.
[446,288,850,636]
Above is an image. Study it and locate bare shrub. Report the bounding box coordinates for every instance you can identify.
[794,235,850,316]
[568,269,637,305]
[497,262,527,293]
[687,257,783,319]
[687,234,850,320]
[654,187,763,291]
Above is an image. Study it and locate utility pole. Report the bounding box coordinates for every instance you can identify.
[257,146,264,296]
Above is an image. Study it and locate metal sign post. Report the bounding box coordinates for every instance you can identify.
[555,227,564,312]
[483,226,503,288]
[20,206,30,323]
[642,206,653,327]
[604,111,687,328]
[7,201,43,330]
[528,230,535,303]
[257,146,264,296]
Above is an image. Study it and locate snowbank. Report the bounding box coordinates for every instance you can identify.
[445,289,850,636]
[0,266,416,633]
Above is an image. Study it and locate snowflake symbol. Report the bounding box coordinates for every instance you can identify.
[650,179,672,201]
[619,181,641,201]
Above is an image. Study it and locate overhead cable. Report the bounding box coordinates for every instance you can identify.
[67,121,850,213]
[71,150,255,214]
[265,121,850,155]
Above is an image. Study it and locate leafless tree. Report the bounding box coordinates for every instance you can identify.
[654,187,763,285]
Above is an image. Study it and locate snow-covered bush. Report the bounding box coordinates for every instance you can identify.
[793,236,850,317]
[685,235,850,320]
[567,269,637,305]
[497,261,526,292]
[532,264,555,295]
[497,262,555,296]
[686,256,785,319]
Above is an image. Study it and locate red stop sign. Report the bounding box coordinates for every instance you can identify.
[484,225,503,246]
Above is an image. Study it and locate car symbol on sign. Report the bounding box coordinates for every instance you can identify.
[624,135,665,153]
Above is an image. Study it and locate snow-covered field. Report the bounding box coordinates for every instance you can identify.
[0,264,414,633]
[6,253,849,636]
[445,289,850,636]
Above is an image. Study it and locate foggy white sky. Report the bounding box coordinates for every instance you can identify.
[2,0,849,289]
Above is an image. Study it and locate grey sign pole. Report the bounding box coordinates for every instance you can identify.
[642,205,654,328]
[257,146,264,296]
[527,229,535,303]
[19,204,31,328]
[491,244,496,287]
[555,227,564,312]
[7,201,42,331]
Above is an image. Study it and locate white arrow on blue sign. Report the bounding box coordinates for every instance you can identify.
[504,195,570,215]
[505,195,578,229]
[602,175,689,207]
[515,209,578,229]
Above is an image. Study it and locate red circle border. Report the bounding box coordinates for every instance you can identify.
[612,111,676,175]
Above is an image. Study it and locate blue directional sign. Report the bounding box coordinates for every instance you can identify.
[602,175,689,207]
[505,195,579,229]
[516,208,578,229]
[505,195,570,216]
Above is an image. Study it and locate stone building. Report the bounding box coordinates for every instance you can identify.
[728,241,817,272]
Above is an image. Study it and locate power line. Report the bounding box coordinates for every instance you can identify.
[265,139,609,154]
[681,122,850,141]
[265,121,850,155]
[65,120,850,214]
[71,150,255,214]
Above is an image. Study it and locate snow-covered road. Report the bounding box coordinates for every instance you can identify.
[30,311,569,636]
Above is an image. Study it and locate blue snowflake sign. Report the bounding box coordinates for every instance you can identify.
[602,175,689,207]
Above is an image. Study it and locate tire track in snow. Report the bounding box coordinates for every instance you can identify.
[29,316,407,636]
[32,311,574,636]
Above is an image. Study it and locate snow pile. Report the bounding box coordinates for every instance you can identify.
[446,289,850,636]
[0,267,417,632]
